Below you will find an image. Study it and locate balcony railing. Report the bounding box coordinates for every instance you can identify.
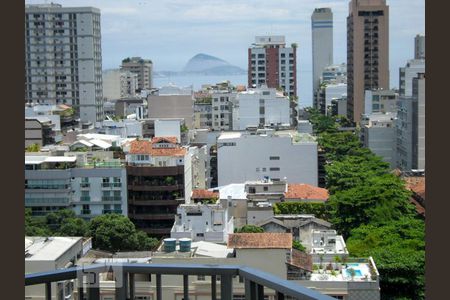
[25,263,336,300]
[102,209,123,214]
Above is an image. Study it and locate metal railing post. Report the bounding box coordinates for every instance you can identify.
[87,286,99,300]
[77,275,84,300]
[211,275,217,300]
[276,291,285,300]
[156,274,162,300]
[183,274,189,300]
[244,279,256,300]
[45,282,51,300]
[129,273,135,300]
[115,271,127,299]
[256,284,264,299]
[220,275,233,300]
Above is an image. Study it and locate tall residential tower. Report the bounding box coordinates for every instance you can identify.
[248,36,297,98]
[120,57,153,91]
[347,0,389,123]
[311,8,333,94]
[25,3,103,124]
[414,34,425,60]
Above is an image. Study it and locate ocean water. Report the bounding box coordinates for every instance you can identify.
[153,70,313,108]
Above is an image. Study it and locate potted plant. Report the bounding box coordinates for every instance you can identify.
[333,255,341,270]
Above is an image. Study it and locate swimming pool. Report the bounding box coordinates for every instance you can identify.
[345,269,362,277]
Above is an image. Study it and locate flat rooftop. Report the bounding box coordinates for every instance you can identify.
[25,237,82,261]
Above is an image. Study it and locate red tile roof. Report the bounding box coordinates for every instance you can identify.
[287,248,313,272]
[284,184,329,201]
[129,140,153,154]
[228,233,292,249]
[404,177,425,199]
[129,139,186,157]
[192,189,219,199]
[152,136,178,144]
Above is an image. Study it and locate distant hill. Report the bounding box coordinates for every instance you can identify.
[153,53,247,77]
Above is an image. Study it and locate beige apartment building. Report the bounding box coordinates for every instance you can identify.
[121,57,153,90]
[347,0,389,123]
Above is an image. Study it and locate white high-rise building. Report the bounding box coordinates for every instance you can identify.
[217,130,318,186]
[399,59,425,97]
[233,87,291,130]
[311,8,333,94]
[414,34,425,60]
[25,3,103,124]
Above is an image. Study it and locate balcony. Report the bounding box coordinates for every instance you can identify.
[101,196,122,202]
[129,213,175,221]
[128,199,182,206]
[80,196,91,202]
[81,209,91,215]
[25,263,335,300]
[128,184,183,192]
[102,209,123,214]
[102,183,122,188]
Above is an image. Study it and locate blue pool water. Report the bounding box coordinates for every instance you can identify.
[345,269,362,277]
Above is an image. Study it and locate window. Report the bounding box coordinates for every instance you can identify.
[197,275,206,281]
[196,233,204,237]
[248,187,256,193]
[270,167,280,171]
[262,168,266,172]
[102,177,110,183]
[263,186,268,191]
[269,156,280,160]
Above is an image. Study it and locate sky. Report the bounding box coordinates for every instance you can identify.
[26,0,425,90]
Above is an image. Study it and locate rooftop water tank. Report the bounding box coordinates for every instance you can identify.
[163,238,176,252]
[179,238,192,252]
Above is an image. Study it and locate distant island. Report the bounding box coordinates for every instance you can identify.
[154,53,247,77]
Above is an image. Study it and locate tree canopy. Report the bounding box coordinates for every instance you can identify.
[234,225,264,233]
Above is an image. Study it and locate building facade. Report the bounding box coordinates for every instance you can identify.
[347,0,389,123]
[233,87,291,130]
[360,112,397,168]
[396,73,425,171]
[102,69,139,100]
[120,57,153,90]
[217,131,318,186]
[248,36,297,97]
[313,64,347,115]
[312,8,333,94]
[414,34,425,60]
[399,59,425,97]
[364,89,398,115]
[25,3,103,124]
[25,155,127,218]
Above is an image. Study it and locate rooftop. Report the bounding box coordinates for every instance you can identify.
[285,184,329,201]
[192,189,219,199]
[228,233,292,249]
[25,155,77,165]
[129,139,186,157]
[25,237,82,261]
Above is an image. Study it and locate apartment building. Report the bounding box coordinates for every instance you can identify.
[248,36,297,97]
[25,155,128,218]
[312,8,334,93]
[120,57,153,90]
[25,117,56,148]
[233,87,291,130]
[414,34,425,60]
[364,89,398,115]
[360,112,397,168]
[102,69,139,100]
[217,130,318,186]
[313,64,347,115]
[25,3,103,124]
[170,203,234,243]
[399,59,425,97]
[347,0,389,123]
[147,92,194,129]
[125,138,210,237]
[396,73,425,171]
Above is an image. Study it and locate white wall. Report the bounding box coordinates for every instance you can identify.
[218,134,318,186]
[155,119,181,142]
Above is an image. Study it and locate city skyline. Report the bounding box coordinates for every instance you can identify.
[25,0,424,91]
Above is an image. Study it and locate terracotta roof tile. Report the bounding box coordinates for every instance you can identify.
[287,248,313,272]
[192,189,219,199]
[152,136,178,144]
[129,140,152,154]
[284,184,329,201]
[129,139,186,157]
[228,233,292,249]
[404,177,425,199]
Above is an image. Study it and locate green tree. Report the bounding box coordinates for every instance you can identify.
[88,214,140,252]
[273,202,331,220]
[135,230,160,251]
[46,209,77,231]
[328,174,416,238]
[346,218,425,300]
[25,208,51,236]
[325,154,390,194]
[292,240,306,252]
[25,143,41,152]
[234,225,264,233]
[57,218,89,237]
